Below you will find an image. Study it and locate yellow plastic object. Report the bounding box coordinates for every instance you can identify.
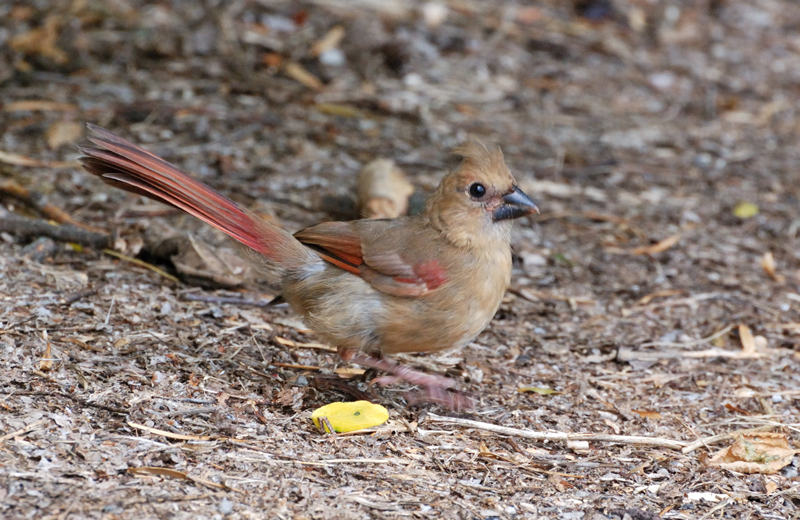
[311,401,389,433]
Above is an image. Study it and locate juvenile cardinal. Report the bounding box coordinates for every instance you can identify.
[80,125,538,409]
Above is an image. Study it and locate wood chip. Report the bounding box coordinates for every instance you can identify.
[631,233,681,255]
[310,25,345,57]
[283,62,323,91]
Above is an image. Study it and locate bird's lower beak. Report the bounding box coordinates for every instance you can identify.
[493,186,539,221]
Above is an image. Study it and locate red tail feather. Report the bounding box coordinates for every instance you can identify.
[79,124,305,266]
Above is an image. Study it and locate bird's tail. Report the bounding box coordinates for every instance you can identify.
[79,124,312,269]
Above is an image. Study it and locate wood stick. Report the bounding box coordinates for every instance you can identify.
[0,216,111,249]
[424,413,688,450]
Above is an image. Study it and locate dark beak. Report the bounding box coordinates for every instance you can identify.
[493,186,539,221]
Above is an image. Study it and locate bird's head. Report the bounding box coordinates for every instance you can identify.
[425,140,538,248]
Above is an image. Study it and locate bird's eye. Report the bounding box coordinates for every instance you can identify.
[468,183,486,199]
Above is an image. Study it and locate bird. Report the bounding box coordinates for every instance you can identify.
[79,124,539,409]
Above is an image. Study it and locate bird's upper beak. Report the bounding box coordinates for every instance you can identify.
[492,186,539,221]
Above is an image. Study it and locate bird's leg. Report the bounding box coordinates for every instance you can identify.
[337,347,455,389]
[337,347,475,410]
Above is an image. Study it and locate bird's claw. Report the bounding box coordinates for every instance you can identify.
[404,387,476,411]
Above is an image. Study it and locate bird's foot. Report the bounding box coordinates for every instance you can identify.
[404,387,476,411]
[338,347,472,410]
[339,347,455,389]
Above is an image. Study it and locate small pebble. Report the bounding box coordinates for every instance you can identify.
[693,153,713,169]
[319,48,345,66]
[772,393,783,403]
[219,498,233,515]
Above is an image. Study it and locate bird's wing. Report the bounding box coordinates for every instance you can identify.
[294,220,449,297]
[293,222,364,275]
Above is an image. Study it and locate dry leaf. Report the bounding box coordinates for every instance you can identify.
[357,159,415,219]
[739,324,756,354]
[273,387,306,411]
[9,15,68,64]
[46,121,83,149]
[631,233,681,255]
[334,367,366,377]
[602,418,620,434]
[708,433,799,474]
[765,480,779,495]
[761,252,784,282]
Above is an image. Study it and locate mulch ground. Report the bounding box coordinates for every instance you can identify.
[1,1,799,518]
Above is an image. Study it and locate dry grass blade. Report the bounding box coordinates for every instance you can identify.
[283,62,323,91]
[273,336,337,352]
[631,233,681,255]
[103,249,181,284]
[0,418,48,443]
[3,100,78,112]
[127,421,213,441]
[0,150,77,168]
[128,467,245,494]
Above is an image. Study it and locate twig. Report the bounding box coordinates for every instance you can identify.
[639,324,735,348]
[102,249,180,284]
[0,418,48,442]
[623,292,723,316]
[681,425,778,454]
[165,407,218,418]
[424,413,688,450]
[181,292,277,307]
[0,151,77,169]
[0,216,111,249]
[0,180,105,232]
[104,295,116,325]
[62,287,100,306]
[0,389,129,415]
[697,498,732,520]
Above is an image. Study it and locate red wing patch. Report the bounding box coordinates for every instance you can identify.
[409,260,448,290]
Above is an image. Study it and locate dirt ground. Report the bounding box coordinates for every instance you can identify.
[2,0,800,518]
